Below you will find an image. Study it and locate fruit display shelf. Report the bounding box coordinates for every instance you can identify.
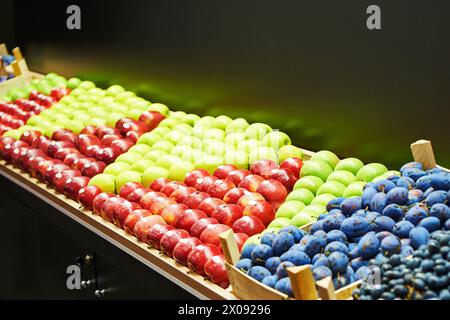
[219,140,449,300]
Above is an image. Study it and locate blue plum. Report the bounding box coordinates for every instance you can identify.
[272,232,295,256]
[325,241,350,256]
[301,235,326,258]
[382,204,406,222]
[400,162,422,172]
[375,231,393,242]
[236,258,253,272]
[380,235,401,256]
[313,230,327,240]
[425,190,448,206]
[312,253,326,264]
[402,168,426,181]
[355,266,371,280]
[313,256,331,268]
[445,219,450,230]
[405,204,429,225]
[310,220,325,233]
[409,227,430,249]
[279,226,305,243]
[265,257,282,274]
[262,275,278,288]
[280,250,311,266]
[386,187,409,205]
[430,203,450,222]
[251,244,273,265]
[275,277,293,297]
[362,186,377,209]
[354,209,370,218]
[333,272,354,289]
[429,173,450,191]
[322,214,342,232]
[393,220,415,238]
[372,216,396,233]
[241,243,257,259]
[260,232,277,247]
[312,266,333,281]
[326,230,347,244]
[328,251,349,274]
[418,216,441,232]
[407,189,423,205]
[350,257,370,270]
[276,262,295,278]
[357,233,380,259]
[374,179,396,193]
[340,216,370,238]
[349,246,360,259]
[396,177,416,190]
[370,192,388,212]
[416,176,432,192]
[288,243,304,252]
[341,197,362,215]
[400,245,414,257]
[248,266,271,282]
[424,187,435,198]
[326,197,345,211]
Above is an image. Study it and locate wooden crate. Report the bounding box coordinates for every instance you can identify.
[220,139,447,300]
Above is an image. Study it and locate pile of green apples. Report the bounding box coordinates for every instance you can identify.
[269,150,400,229]
[93,118,296,193]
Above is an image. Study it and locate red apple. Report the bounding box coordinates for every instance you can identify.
[120,120,150,135]
[256,179,288,203]
[237,192,265,208]
[160,229,190,257]
[18,148,46,171]
[160,203,189,226]
[170,187,196,203]
[243,200,276,226]
[37,159,62,182]
[44,163,71,185]
[50,87,70,100]
[139,191,166,210]
[226,169,251,186]
[195,175,218,193]
[19,130,41,146]
[280,157,303,178]
[207,179,236,200]
[269,168,297,190]
[71,157,95,171]
[176,209,207,231]
[63,152,85,168]
[101,133,123,147]
[184,169,210,187]
[100,196,122,222]
[115,118,134,132]
[187,244,222,276]
[238,174,265,192]
[28,155,51,177]
[0,136,15,154]
[234,233,249,252]
[146,223,174,249]
[204,255,229,288]
[95,146,122,164]
[223,187,251,204]
[47,140,74,158]
[95,126,121,139]
[183,191,210,209]
[92,192,115,215]
[198,197,227,217]
[80,125,97,135]
[125,130,141,143]
[36,136,52,153]
[53,169,81,193]
[119,181,144,199]
[54,147,80,161]
[52,129,77,144]
[2,140,28,162]
[150,196,177,215]
[77,185,102,210]
[113,201,142,228]
[127,187,151,203]
[160,181,187,197]
[190,217,219,238]
[110,138,134,153]
[211,204,243,227]
[232,216,265,236]
[138,111,165,130]
[63,176,91,200]
[214,164,238,180]
[250,159,278,179]
[149,177,171,191]
[123,209,152,234]
[173,237,202,266]
[200,224,231,246]
[84,144,102,158]
[134,216,167,242]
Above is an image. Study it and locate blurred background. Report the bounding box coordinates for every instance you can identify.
[1,0,449,169]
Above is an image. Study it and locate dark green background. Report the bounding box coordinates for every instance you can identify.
[1,0,449,169]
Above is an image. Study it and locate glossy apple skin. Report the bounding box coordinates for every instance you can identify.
[63,176,91,200]
[211,204,243,227]
[139,111,165,130]
[280,157,303,178]
[190,217,219,238]
[195,175,218,193]
[84,144,102,158]
[176,209,208,231]
[47,140,75,158]
[28,155,51,178]
[52,170,81,193]
[183,191,210,209]
[20,130,42,146]
[77,185,102,210]
[187,244,222,276]
[139,191,167,210]
[113,201,142,228]
[232,216,265,236]
[226,169,251,186]
[146,224,175,249]
[269,168,297,190]
[243,200,276,226]
[117,119,150,136]
[71,157,95,171]
[37,136,52,154]
[149,178,171,192]
[250,159,278,179]
[160,229,190,257]
[110,138,134,153]
[53,147,80,161]
[36,159,62,182]
[204,255,229,288]
[223,187,250,204]
[170,187,196,203]
[198,197,227,217]
[63,152,85,168]
[234,233,249,252]
[96,146,122,164]
[52,129,77,144]
[213,164,238,180]
[256,179,288,203]
[81,161,107,177]
[92,193,115,215]
[200,224,231,246]
[100,196,123,222]
[184,169,210,187]
[207,179,236,199]
[237,193,265,208]
[119,182,144,199]
[127,187,151,203]
[133,216,167,242]
[150,196,177,215]
[160,181,187,197]
[101,134,123,147]
[95,126,121,139]
[173,237,202,266]
[80,125,97,135]
[123,209,153,234]
[238,174,265,192]
[125,130,141,143]
[160,204,189,226]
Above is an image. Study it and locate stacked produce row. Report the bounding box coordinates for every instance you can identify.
[0,53,15,83]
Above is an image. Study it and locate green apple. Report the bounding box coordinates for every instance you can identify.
[310,150,340,169]
[244,123,272,140]
[115,91,136,103]
[356,163,388,182]
[70,88,85,97]
[215,115,233,130]
[203,141,227,156]
[44,125,64,138]
[291,211,314,227]
[2,129,22,140]
[142,166,169,187]
[286,188,315,205]
[335,157,364,175]
[60,95,77,105]
[78,81,96,91]
[311,194,336,207]
[109,104,129,115]
[276,201,306,219]
[300,160,333,181]
[173,123,193,134]
[204,128,226,141]
[128,144,152,156]
[225,118,249,133]
[104,162,132,176]
[65,120,85,134]
[159,118,179,129]
[248,146,278,164]
[156,155,181,169]
[126,109,143,120]
[152,127,171,136]
[343,181,366,197]
[98,97,115,107]
[182,114,201,126]
[88,88,105,97]
[169,161,196,181]
[191,126,207,139]
[237,139,262,153]
[225,132,246,147]
[268,217,292,229]
[171,145,194,158]
[373,170,401,182]
[316,181,346,197]
[144,149,167,162]
[181,149,205,163]
[152,140,175,153]
[327,170,356,186]
[169,111,187,120]
[89,118,107,126]
[147,103,170,116]
[262,228,281,235]
[223,150,249,169]
[88,174,116,193]
[301,204,326,218]
[194,116,218,128]
[294,176,324,194]
[243,234,261,247]
[67,77,82,89]
[130,160,154,173]
[278,145,304,163]
[106,85,126,96]
[166,130,186,145]
[106,113,125,127]
[72,113,90,123]
[123,97,145,107]
[262,131,291,150]
[116,171,142,192]
[115,152,143,165]
[137,133,160,147]
[178,136,203,149]
[195,155,223,174]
